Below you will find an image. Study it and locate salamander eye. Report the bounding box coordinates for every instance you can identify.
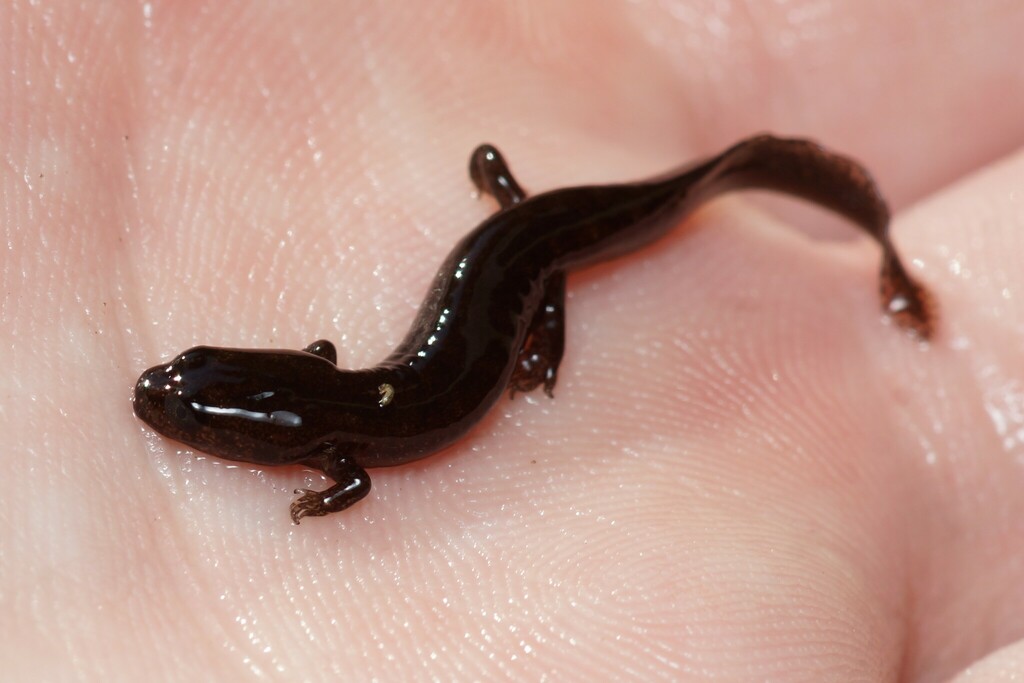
[164,394,199,429]
[178,351,207,371]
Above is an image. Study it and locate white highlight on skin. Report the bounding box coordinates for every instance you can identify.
[190,403,303,427]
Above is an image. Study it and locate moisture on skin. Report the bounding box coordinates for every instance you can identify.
[132,135,934,523]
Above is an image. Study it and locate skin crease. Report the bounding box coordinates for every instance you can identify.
[3,1,1024,681]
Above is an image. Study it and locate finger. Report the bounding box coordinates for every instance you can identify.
[949,639,1024,682]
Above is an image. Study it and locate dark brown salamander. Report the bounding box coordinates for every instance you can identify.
[133,135,933,523]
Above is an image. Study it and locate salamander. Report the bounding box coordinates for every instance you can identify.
[132,135,933,523]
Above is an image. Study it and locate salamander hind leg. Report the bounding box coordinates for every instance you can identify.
[466,143,566,397]
[509,271,566,399]
[469,144,527,208]
[290,445,371,523]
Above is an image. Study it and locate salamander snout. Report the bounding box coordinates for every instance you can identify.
[133,363,176,425]
[133,347,216,424]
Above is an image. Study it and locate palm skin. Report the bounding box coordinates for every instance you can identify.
[3,2,1024,681]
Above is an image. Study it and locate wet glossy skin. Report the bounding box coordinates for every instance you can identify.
[133,135,934,523]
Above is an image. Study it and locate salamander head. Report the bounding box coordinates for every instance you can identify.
[132,346,382,464]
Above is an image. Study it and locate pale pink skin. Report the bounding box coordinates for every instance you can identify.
[3,2,1024,680]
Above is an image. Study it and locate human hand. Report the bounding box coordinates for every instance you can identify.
[4,2,1024,680]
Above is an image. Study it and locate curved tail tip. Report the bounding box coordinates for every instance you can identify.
[881,264,936,340]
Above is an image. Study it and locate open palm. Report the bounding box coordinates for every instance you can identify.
[4,3,1024,681]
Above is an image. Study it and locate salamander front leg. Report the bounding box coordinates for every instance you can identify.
[290,449,371,523]
[303,339,337,364]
